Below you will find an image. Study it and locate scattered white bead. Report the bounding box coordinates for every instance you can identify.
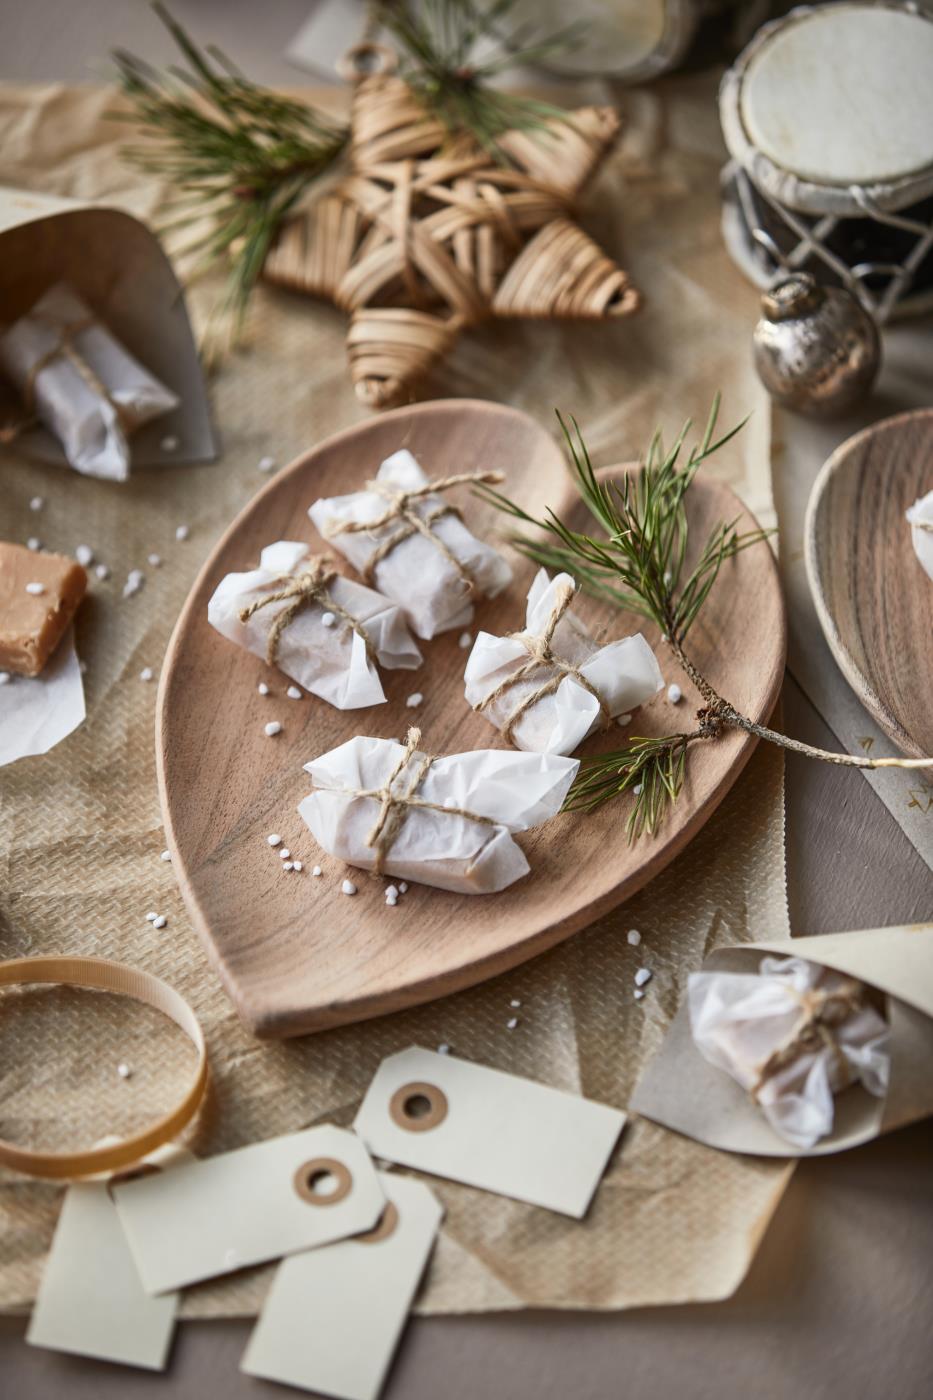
[117,1063,132,1079]
[617,713,632,727]
[75,544,94,566]
[145,912,158,923]
[257,455,276,473]
[257,682,270,695]
[139,667,153,682]
[399,881,408,893]
[282,861,294,871]
[437,1043,451,1055]
[634,967,652,987]
[279,848,291,860]
[0,673,10,686]
[123,569,145,599]
[661,633,669,643]
[626,928,641,946]
[160,849,172,862]
[386,892,398,906]
[667,683,682,705]
[406,692,423,708]
[341,879,357,896]
[385,885,399,900]
[320,611,336,628]
[510,998,521,1008]
[633,988,645,1002]
[663,569,672,586]
[312,865,322,877]
[292,861,303,872]
[29,496,44,512]
[264,721,282,737]
[506,1017,519,1030]
[458,631,472,649]
[148,553,162,568]
[25,582,44,595]
[27,537,41,551]
[161,434,179,452]
[267,834,282,847]
[175,524,189,541]
[152,915,167,930]
[633,783,643,796]
[95,563,110,580]
[286,685,302,700]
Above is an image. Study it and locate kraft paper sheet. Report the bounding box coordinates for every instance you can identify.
[0,75,790,1317]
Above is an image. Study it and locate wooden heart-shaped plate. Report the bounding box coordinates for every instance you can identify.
[157,400,785,1038]
[805,409,933,759]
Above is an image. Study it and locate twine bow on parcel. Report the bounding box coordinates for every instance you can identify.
[474,579,612,745]
[322,470,504,587]
[238,555,376,667]
[349,727,496,876]
[751,977,867,1102]
[2,313,132,443]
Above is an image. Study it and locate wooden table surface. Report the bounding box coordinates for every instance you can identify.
[2,4,931,1398]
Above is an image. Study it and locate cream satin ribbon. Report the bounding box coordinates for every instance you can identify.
[0,955,208,1181]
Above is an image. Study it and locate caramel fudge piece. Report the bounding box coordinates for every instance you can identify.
[0,542,86,676]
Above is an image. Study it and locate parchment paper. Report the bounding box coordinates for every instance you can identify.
[0,74,789,1317]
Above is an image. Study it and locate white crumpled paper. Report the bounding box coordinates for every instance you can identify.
[0,626,85,766]
[207,541,422,709]
[464,568,663,755]
[298,734,578,893]
[688,955,890,1150]
[308,450,513,640]
[0,282,178,481]
[906,489,933,581]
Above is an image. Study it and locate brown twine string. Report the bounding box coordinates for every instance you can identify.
[750,977,865,1102]
[912,518,933,534]
[237,556,376,667]
[19,314,133,433]
[323,470,504,587]
[350,727,497,876]
[474,580,611,745]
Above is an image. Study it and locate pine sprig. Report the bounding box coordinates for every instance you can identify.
[565,733,694,841]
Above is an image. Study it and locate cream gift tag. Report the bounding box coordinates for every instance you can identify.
[354,1047,626,1217]
[26,1145,191,1370]
[112,1125,384,1294]
[242,1173,443,1400]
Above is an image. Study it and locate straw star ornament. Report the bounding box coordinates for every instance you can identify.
[263,55,641,409]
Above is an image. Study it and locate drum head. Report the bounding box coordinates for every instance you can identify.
[739,3,933,187]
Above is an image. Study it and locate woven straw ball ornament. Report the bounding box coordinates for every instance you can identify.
[262,49,640,409]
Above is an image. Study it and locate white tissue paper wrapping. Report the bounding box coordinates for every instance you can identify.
[906,489,933,581]
[0,627,85,766]
[0,283,178,481]
[464,568,664,755]
[207,542,422,710]
[308,450,513,640]
[298,735,579,893]
[688,955,890,1149]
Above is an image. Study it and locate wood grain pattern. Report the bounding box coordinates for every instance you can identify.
[805,409,933,760]
[156,399,785,1038]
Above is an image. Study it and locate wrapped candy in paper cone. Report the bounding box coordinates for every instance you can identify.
[906,489,933,580]
[308,450,513,639]
[207,541,422,709]
[298,729,578,894]
[465,568,663,755]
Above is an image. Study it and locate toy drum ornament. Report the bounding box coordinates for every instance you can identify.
[720,1,933,323]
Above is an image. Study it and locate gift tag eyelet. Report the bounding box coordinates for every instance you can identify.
[355,1200,400,1244]
[293,1156,353,1205]
[389,1081,448,1132]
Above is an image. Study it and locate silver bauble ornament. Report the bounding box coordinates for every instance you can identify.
[752,273,881,418]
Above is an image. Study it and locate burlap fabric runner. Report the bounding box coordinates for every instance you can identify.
[0,76,790,1316]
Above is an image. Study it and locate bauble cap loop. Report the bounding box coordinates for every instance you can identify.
[761,273,824,322]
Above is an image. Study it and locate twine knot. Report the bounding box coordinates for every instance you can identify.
[751,977,865,1102]
[237,555,376,667]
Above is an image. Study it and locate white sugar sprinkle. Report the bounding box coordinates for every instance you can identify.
[117,1063,132,1079]
[0,673,10,686]
[320,611,336,628]
[293,861,303,872]
[661,632,669,643]
[634,967,652,987]
[27,537,41,551]
[25,582,44,595]
[75,544,94,566]
[437,1042,451,1054]
[264,721,282,737]
[161,434,179,452]
[257,455,276,473]
[145,911,158,922]
[267,834,282,847]
[95,563,110,580]
[510,998,521,1008]
[626,928,641,946]
[617,713,632,726]
[506,1016,519,1030]
[667,683,682,704]
[279,848,291,860]
[175,524,190,542]
[399,881,408,893]
[160,849,172,862]
[257,682,270,695]
[634,988,645,1001]
[385,885,399,899]
[139,667,153,682]
[633,782,643,795]
[458,631,472,649]
[282,861,294,871]
[123,569,145,599]
[286,685,302,699]
[406,692,423,708]
[152,915,167,930]
[386,893,397,906]
[341,879,357,896]
[29,496,44,512]
[148,553,162,568]
[312,865,322,877]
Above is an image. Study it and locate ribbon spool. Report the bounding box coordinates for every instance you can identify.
[0,956,208,1181]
